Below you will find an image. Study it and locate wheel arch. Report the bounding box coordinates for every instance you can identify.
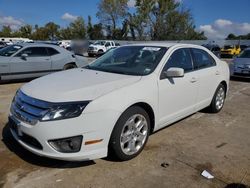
[220,80,228,96]
[129,102,155,134]
[63,62,77,69]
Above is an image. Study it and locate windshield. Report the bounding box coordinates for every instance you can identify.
[85,46,167,76]
[94,41,105,45]
[238,50,250,58]
[224,45,233,49]
[0,45,22,57]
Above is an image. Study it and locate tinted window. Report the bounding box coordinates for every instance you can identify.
[0,45,22,57]
[17,47,48,57]
[238,50,250,58]
[191,48,216,69]
[162,48,193,73]
[47,47,59,56]
[212,47,220,51]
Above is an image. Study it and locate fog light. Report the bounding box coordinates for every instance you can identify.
[49,135,83,153]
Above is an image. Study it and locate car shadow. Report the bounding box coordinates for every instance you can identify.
[230,76,250,83]
[1,122,95,168]
[0,78,33,85]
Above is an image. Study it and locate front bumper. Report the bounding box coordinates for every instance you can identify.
[233,64,250,77]
[9,109,121,161]
[87,50,98,55]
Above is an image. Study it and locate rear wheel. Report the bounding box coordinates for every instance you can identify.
[208,84,226,113]
[64,63,77,70]
[109,106,150,161]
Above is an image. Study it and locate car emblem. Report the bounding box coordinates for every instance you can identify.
[20,105,25,110]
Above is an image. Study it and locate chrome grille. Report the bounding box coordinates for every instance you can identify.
[88,47,94,51]
[11,90,50,125]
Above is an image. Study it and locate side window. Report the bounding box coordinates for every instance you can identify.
[105,42,111,47]
[17,47,48,57]
[47,47,59,56]
[162,48,193,73]
[191,48,216,69]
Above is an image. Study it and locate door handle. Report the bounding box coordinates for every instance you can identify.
[45,58,50,61]
[190,77,198,83]
[215,70,220,75]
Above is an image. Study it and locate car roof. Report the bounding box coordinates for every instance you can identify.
[16,42,59,48]
[122,43,203,49]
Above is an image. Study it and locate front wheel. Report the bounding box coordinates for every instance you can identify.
[109,106,150,161]
[208,84,226,113]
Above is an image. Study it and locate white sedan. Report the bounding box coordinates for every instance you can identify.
[9,43,230,161]
[0,43,87,81]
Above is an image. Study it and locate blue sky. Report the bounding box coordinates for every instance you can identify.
[0,0,250,39]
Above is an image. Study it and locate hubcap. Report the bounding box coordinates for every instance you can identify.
[215,87,225,110]
[120,114,148,155]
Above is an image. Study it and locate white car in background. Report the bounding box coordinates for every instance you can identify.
[9,43,229,161]
[233,48,250,77]
[0,43,88,81]
[87,40,118,57]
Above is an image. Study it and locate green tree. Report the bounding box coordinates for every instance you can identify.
[31,26,49,40]
[133,0,206,40]
[69,17,86,39]
[97,0,128,38]
[0,26,12,37]
[19,25,32,38]
[45,22,60,40]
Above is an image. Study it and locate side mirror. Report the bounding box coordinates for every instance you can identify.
[164,67,184,78]
[21,53,28,59]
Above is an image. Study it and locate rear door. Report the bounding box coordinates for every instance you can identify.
[190,48,220,110]
[9,47,52,79]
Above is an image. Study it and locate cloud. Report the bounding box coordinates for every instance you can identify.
[0,16,24,30]
[127,0,136,8]
[61,13,78,22]
[199,19,250,39]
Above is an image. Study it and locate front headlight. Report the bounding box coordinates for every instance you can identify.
[94,47,97,50]
[41,102,90,121]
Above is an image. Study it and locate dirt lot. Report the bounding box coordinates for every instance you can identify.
[0,61,249,188]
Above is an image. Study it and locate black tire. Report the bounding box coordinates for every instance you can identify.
[64,64,77,70]
[207,83,226,113]
[88,53,94,57]
[109,106,151,161]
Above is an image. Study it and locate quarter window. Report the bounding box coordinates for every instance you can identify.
[191,48,216,69]
[47,47,59,56]
[162,48,193,73]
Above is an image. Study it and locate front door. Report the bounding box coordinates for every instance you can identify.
[158,48,198,128]
[9,47,52,79]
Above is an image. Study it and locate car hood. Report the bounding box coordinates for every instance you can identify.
[21,68,141,102]
[234,58,250,65]
[89,44,103,47]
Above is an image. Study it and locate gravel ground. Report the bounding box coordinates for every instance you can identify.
[0,60,249,188]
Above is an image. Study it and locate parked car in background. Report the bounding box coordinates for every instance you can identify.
[240,45,249,51]
[202,44,221,58]
[58,40,71,49]
[0,41,7,49]
[232,48,250,77]
[87,40,119,57]
[0,43,88,81]
[221,45,241,58]
[8,43,229,161]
